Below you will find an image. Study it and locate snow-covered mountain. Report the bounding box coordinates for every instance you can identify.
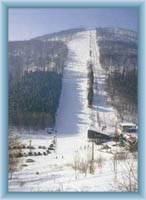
[9,27,138,129]
[9,28,138,192]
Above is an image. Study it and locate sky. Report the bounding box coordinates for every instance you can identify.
[9,8,139,41]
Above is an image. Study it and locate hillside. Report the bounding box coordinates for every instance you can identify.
[9,40,68,80]
[9,39,68,128]
[96,27,137,73]
[96,27,138,123]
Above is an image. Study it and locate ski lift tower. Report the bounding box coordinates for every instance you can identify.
[53,129,57,152]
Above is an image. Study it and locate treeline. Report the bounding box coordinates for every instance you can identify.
[87,62,94,107]
[9,71,62,129]
[33,27,86,41]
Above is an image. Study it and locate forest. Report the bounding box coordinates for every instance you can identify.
[96,28,138,123]
[105,71,137,122]
[9,39,68,129]
[87,62,94,107]
[9,40,68,80]
[9,71,62,128]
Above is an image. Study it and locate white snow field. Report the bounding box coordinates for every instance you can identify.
[9,30,137,192]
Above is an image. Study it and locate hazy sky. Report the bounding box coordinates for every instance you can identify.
[9,8,139,41]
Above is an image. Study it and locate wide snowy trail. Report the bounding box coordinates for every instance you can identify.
[55,31,91,137]
[90,30,117,134]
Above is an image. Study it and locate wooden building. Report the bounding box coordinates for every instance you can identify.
[88,130,112,145]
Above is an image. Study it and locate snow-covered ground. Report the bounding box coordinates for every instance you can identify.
[89,30,118,134]
[55,31,91,137]
[9,30,137,192]
[9,135,137,192]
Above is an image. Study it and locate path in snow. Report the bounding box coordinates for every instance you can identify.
[55,31,91,137]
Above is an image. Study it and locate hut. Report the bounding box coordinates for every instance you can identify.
[88,129,112,145]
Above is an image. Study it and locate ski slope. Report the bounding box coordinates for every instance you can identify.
[89,30,117,134]
[56,30,117,137]
[55,31,91,137]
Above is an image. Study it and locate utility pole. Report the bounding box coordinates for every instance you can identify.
[91,140,94,161]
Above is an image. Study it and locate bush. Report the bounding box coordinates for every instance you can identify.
[26,158,35,163]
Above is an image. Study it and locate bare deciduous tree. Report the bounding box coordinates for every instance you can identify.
[111,153,138,192]
[9,134,22,179]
